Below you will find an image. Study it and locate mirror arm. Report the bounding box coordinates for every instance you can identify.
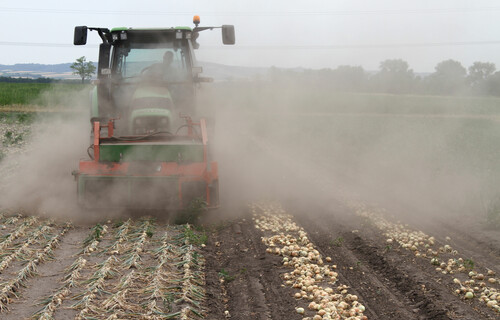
[193,26,217,32]
[88,27,112,44]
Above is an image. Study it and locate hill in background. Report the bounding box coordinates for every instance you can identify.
[0,62,268,81]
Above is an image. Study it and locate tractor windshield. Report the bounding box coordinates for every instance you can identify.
[113,42,192,82]
[108,37,196,135]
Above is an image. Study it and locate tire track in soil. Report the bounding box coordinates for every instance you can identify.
[293,203,494,320]
[205,216,302,320]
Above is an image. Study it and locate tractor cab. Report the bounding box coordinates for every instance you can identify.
[92,28,198,136]
[75,22,235,136]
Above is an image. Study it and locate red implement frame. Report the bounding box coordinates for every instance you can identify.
[77,116,218,209]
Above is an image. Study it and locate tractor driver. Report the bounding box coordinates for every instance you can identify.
[160,51,174,73]
[142,51,176,80]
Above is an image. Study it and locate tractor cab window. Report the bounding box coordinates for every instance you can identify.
[114,44,191,82]
[109,38,196,135]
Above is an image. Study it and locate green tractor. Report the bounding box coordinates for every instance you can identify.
[72,17,234,210]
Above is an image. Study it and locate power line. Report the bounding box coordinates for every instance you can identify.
[2,40,500,49]
[225,41,500,49]
[1,7,500,16]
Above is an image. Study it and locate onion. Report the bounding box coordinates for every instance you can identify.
[487,300,498,307]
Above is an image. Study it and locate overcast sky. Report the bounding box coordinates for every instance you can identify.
[1,0,500,72]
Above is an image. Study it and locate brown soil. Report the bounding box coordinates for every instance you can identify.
[291,205,475,319]
[203,216,302,320]
[0,203,498,320]
[203,200,500,320]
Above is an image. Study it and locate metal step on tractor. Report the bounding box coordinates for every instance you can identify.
[72,16,235,213]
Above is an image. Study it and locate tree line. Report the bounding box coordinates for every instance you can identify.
[0,76,85,84]
[269,59,500,96]
[0,76,55,83]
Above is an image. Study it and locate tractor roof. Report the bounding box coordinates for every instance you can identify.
[108,27,194,44]
[111,27,192,32]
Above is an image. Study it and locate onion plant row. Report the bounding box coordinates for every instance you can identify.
[32,219,207,319]
[0,222,71,311]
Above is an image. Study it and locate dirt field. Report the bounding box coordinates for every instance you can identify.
[0,201,497,319]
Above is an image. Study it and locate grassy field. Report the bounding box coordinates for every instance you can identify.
[204,81,500,115]
[0,83,51,105]
[0,83,90,107]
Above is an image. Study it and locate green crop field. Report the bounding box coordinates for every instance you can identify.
[0,83,51,105]
[0,82,90,107]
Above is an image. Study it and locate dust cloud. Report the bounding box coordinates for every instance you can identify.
[0,78,497,225]
[198,80,499,224]
[0,88,91,221]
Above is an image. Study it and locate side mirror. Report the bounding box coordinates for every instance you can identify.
[221,25,235,45]
[74,26,88,45]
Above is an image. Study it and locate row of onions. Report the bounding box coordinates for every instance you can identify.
[73,254,120,319]
[32,220,207,319]
[348,201,500,314]
[32,256,87,320]
[0,223,52,272]
[0,221,71,312]
[95,220,156,318]
[122,220,152,269]
[0,215,38,251]
[81,223,109,255]
[175,227,206,320]
[252,202,367,320]
[144,231,177,318]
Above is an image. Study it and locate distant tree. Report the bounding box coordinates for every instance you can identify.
[467,62,496,94]
[481,71,500,96]
[427,59,467,94]
[379,59,411,74]
[330,65,366,91]
[70,56,96,83]
[372,59,415,93]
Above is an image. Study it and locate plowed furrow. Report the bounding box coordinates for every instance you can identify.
[205,217,301,320]
[295,212,418,319]
[295,203,499,319]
